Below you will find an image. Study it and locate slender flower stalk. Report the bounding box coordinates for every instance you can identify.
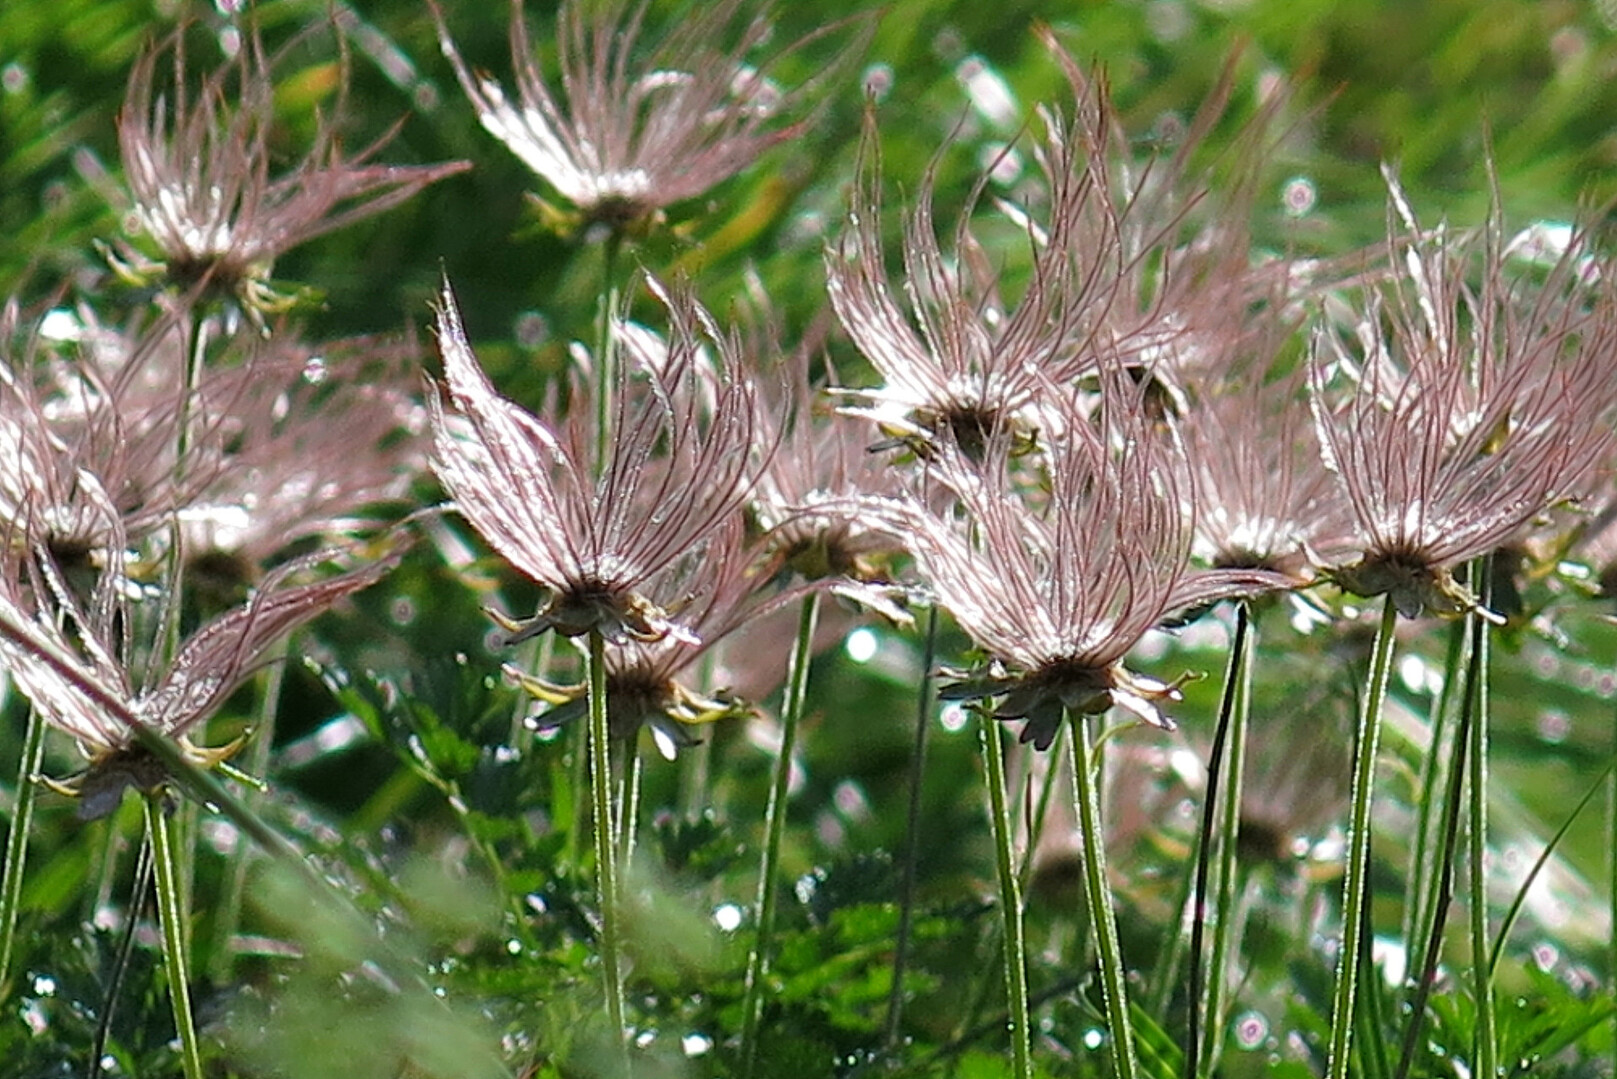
[1201,609,1256,1079]
[982,713,1033,1079]
[1326,596,1398,1079]
[1467,563,1497,1079]
[1403,618,1469,978]
[1069,711,1139,1079]
[886,604,938,1048]
[90,834,153,1077]
[0,707,45,997]
[1187,603,1252,1079]
[1395,603,1483,1079]
[740,593,819,1079]
[145,791,204,1079]
[586,629,628,1066]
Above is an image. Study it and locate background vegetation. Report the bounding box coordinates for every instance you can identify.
[1,0,1615,1076]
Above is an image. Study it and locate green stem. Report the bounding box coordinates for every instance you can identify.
[982,716,1033,1079]
[145,791,204,1079]
[741,594,819,1079]
[1326,596,1398,1079]
[1404,618,1468,978]
[1394,606,1481,1079]
[155,315,209,674]
[1188,602,1253,1079]
[0,707,46,998]
[1467,575,1496,1079]
[587,630,628,1066]
[594,233,623,475]
[886,604,938,1047]
[1070,712,1140,1079]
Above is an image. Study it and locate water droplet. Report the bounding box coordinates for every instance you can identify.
[844,627,878,663]
[862,63,894,102]
[505,939,522,955]
[303,356,328,384]
[1235,1011,1268,1049]
[2,63,29,94]
[1082,1028,1105,1050]
[1282,177,1317,217]
[514,312,549,349]
[390,596,417,626]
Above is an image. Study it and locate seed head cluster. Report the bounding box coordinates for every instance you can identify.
[2,5,1615,824]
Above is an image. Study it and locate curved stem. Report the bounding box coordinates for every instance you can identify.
[1187,602,1252,1079]
[741,593,819,1079]
[145,792,204,1079]
[1326,596,1398,1079]
[1070,712,1140,1079]
[587,630,628,1067]
[982,716,1033,1079]
[0,707,46,999]
[885,603,938,1047]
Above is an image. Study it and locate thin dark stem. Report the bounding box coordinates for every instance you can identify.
[1187,602,1251,1079]
[885,604,938,1048]
[1404,619,1468,969]
[0,707,46,998]
[88,832,153,1079]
